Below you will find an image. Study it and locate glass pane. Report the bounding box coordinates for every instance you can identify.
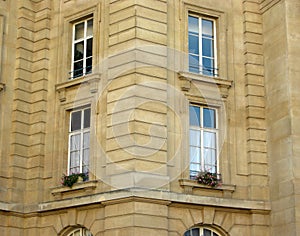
[189,34,199,54]
[74,42,84,61]
[70,151,80,169]
[86,38,93,57]
[189,105,200,127]
[202,57,214,76]
[191,228,200,236]
[83,149,89,166]
[189,54,199,73]
[213,233,218,236]
[86,57,93,74]
[75,22,84,40]
[73,61,83,78]
[204,148,216,172]
[84,108,91,128]
[190,147,201,163]
[70,134,81,151]
[184,231,191,236]
[87,19,93,36]
[190,129,200,146]
[203,108,216,128]
[71,111,82,131]
[203,131,216,148]
[188,16,199,33]
[202,38,213,57]
[83,132,90,148]
[202,19,213,37]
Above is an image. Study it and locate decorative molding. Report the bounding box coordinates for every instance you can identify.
[179,179,236,198]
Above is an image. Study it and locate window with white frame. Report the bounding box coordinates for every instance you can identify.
[189,104,218,179]
[71,17,93,79]
[68,107,91,175]
[184,227,221,236]
[188,14,217,76]
[67,228,93,236]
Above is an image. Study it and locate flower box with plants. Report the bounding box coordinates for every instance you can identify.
[195,171,221,188]
[61,172,89,188]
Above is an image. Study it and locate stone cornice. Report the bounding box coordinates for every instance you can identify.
[0,188,271,214]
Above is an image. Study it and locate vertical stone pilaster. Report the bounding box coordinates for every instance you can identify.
[243,0,268,201]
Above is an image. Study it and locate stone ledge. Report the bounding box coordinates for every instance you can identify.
[178,179,236,198]
[178,71,232,98]
[51,180,98,199]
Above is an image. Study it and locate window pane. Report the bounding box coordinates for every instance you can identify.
[75,22,84,40]
[190,147,201,163]
[86,38,93,57]
[202,57,214,76]
[189,106,200,127]
[83,149,89,168]
[203,131,216,148]
[73,61,83,78]
[71,111,82,131]
[188,16,199,33]
[184,231,191,236]
[87,19,93,36]
[203,108,216,128]
[189,54,199,73]
[202,19,213,37]
[213,233,218,236]
[74,42,84,61]
[83,132,90,148]
[84,108,91,128]
[202,38,213,57]
[86,57,93,74]
[189,34,199,54]
[70,134,81,151]
[190,129,201,146]
[70,151,80,169]
[204,148,216,172]
[191,228,200,236]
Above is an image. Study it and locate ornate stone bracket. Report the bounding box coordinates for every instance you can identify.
[178,71,232,99]
[55,73,101,102]
[0,82,5,92]
[179,179,236,198]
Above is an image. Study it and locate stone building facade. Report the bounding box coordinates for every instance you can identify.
[0,0,299,235]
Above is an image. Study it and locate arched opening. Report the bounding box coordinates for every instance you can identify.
[63,227,93,236]
[184,226,222,236]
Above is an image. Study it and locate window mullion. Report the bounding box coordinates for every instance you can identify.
[83,20,87,75]
[199,17,202,74]
[200,107,204,172]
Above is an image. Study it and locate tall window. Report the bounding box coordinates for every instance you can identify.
[189,105,218,179]
[67,228,92,236]
[68,107,91,175]
[71,17,93,79]
[184,227,221,236]
[188,15,217,76]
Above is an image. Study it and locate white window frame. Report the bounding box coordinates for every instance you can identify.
[189,104,219,179]
[71,17,93,79]
[68,107,91,175]
[184,227,221,236]
[67,228,92,236]
[188,13,218,77]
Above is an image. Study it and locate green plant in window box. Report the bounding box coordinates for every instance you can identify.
[61,172,89,188]
[196,171,221,188]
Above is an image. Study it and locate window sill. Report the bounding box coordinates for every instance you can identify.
[178,71,232,99]
[179,179,236,198]
[51,180,98,199]
[55,73,100,102]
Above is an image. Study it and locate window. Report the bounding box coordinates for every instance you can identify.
[184,227,221,236]
[67,228,92,236]
[71,17,93,79]
[189,105,218,179]
[188,14,217,76]
[68,107,91,175]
